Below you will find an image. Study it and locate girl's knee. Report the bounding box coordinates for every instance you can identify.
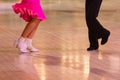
[31,18,41,23]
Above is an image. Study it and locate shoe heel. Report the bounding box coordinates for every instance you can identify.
[13,40,19,48]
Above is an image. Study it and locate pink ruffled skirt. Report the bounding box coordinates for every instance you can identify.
[12,0,46,22]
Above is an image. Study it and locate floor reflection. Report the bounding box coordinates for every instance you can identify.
[17,53,40,80]
[0,52,41,80]
[33,51,90,80]
[88,50,120,80]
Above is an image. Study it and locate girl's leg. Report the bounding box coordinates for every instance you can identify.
[21,18,41,38]
[20,18,41,52]
[16,18,41,52]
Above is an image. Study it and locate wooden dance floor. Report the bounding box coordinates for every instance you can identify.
[0,0,120,80]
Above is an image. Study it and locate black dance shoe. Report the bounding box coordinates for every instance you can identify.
[87,46,98,51]
[101,30,110,45]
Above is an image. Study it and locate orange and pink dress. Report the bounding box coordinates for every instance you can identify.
[12,0,46,22]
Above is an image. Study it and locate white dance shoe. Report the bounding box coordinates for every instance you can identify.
[15,37,29,53]
[26,39,39,52]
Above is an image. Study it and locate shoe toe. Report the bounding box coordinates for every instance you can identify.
[87,47,98,51]
[20,48,29,53]
[28,48,39,52]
